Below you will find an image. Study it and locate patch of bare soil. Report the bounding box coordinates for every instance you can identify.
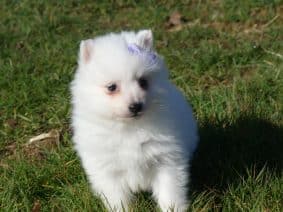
[165,7,281,40]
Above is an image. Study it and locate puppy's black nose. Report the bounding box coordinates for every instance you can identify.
[129,102,143,115]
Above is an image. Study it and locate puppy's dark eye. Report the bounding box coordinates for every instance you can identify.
[107,84,117,92]
[138,77,148,90]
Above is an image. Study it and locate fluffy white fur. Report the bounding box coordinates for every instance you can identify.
[71,30,198,212]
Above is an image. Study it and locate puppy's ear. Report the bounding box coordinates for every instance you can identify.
[79,39,94,64]
[136,29,153,50]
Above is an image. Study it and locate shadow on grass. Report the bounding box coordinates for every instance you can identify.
[190,116,283,193]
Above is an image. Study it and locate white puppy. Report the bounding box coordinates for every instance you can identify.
[71,30,198,212]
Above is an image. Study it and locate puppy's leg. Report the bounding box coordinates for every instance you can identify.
[152,166,188,212]
[90,176,131,212]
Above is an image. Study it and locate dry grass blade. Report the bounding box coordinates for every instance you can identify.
[28,129,60,147]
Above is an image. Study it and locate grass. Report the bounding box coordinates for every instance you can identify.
[0,0,282,211]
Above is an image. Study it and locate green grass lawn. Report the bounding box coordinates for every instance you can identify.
[1,0,282,211]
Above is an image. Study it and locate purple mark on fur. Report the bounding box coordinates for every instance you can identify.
[127,43,142,54]
[127,43,157,64]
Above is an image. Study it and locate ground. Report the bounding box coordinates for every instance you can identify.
[0,0,282,211]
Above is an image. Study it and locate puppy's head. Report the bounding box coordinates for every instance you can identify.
[73,30,168,121]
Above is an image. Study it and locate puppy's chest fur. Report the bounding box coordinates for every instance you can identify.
[88,126,167,166]
[103,133,158,186]
[76,122,175,190]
